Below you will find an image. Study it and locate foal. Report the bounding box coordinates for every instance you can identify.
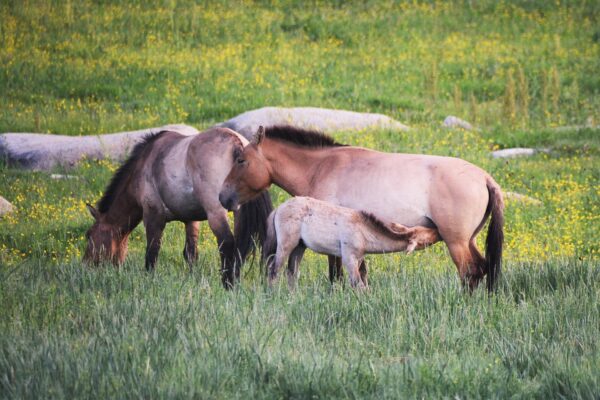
[264,197,440,289]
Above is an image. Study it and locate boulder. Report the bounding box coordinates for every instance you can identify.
[0,196,13,217]
[442,116,474,131]
[491,148,537,158]
[0,108,409,171]
[216,106,409,138]
[0,124,198,171]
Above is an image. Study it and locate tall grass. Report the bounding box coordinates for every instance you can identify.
[1,258,599,398]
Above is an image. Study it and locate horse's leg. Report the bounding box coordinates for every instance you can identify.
[328,255,344,283]
[359,260,368,287]
[268,240,295,288]
[446,240,485,291]
[183,221,199,270]
[207,211,237,289]
[341,250,366,290]
[286,243,306,291]
[144,216,166,271]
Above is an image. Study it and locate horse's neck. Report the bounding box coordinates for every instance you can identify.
[263,140,327,196]
[104,192,142,235]
[362,227,408,253]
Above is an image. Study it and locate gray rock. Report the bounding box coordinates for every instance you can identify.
[0,196,13,217]
[0,124,199,171]
[1,108,409,171]
[491,148,537,158]
[216,106,410,138]
[442,116,474,131]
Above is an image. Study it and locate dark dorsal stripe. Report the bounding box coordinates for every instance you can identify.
[97,131,167,213]
[264,125,345,148]
[359,211,411,241]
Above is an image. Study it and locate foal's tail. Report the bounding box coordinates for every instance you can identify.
[485,177,505,292]
[262,209,278,270]
[234,191,274,264]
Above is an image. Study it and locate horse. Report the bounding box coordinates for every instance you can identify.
[83,127,273,288]
[264,196,440,289]
[219,125,504,292]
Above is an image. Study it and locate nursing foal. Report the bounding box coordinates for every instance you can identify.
[264,197,440,289]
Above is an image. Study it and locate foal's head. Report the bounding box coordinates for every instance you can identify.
[219,126,272,211]
[83,204,129,265]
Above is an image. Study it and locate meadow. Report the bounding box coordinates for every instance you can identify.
[1,0,599,398]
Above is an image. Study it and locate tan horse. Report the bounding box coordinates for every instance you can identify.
[219,126,504,291]
[265,197,440,289]
[83,127,272,288]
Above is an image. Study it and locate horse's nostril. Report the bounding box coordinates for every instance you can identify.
[219,192,235,210]
[219,193,228,208]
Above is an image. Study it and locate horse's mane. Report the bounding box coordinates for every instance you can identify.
[359,211,411,241]
[264,125,346,148]
[97,131,167,213]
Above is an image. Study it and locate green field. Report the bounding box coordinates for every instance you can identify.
[1,1,599,398]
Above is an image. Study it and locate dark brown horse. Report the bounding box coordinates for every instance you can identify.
[219,126,504,292]
[83,127,272,288]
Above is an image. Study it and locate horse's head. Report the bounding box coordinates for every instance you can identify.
[83,204,129,265]
[219,126,272,211]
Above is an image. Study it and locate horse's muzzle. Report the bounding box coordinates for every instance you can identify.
[219,190,239,211]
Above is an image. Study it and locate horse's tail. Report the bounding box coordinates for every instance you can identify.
[234,191,274,264]
[262,209,278,273]
[485,177,505,292]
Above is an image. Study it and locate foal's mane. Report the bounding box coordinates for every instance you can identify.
[264,125,345,148]
[97,131,167,213]
[359,212,411,241]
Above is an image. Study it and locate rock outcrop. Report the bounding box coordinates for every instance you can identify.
[0,124,198,170]
[216,107,409,138]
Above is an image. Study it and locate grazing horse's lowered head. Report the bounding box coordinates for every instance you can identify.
[83,203,130,265]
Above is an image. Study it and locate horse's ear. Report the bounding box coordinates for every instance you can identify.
[86,203,99,220]
[252,126,265,146]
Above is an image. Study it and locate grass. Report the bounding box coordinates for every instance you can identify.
[1,0,599,398]
[1,258,599,399]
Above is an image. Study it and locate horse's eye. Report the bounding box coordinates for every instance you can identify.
[237,158,245,165]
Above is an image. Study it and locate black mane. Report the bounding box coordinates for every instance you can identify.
[359,211,410,241]
[97,131,166,213]
[264,125,345,148]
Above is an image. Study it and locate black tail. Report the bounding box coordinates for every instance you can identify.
[485,179,505,292]
[234,191,273,264]
[261,209,278,272]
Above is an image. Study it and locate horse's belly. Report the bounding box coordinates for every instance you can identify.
[334,191,430,227]
[320,161,434,226]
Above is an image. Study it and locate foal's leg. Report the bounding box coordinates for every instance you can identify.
[268,242,294,288]
[328,255,344,283]
[144,216,166,271]
[207,210,237,289]
[341,251,366,290]
[286,243,306,291]
[183,221,199,269]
